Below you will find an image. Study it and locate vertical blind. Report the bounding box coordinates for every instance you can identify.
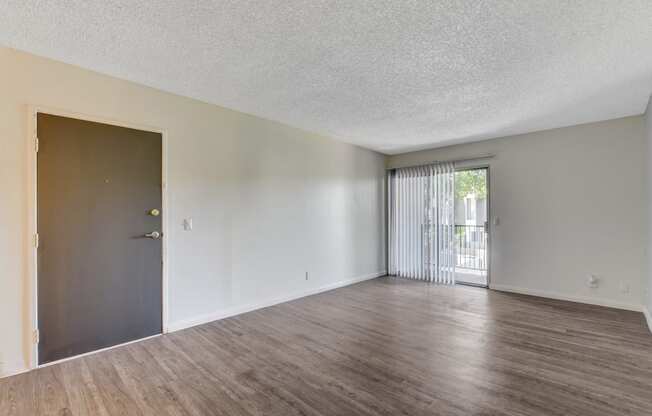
[388,163,456,283]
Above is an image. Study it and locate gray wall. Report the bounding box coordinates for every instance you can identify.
[389,116,647,311]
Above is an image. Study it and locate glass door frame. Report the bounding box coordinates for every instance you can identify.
[454,166,491,288]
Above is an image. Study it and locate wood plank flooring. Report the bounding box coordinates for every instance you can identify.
[2,277,652,415]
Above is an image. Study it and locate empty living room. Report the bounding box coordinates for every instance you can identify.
[2,1,652,415]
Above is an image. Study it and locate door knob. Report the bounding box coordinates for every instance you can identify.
[145,231,161,239]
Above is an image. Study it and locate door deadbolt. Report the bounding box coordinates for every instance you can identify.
[149,208,160,216]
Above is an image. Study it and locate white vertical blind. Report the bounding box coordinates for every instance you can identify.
[389,163,455,283]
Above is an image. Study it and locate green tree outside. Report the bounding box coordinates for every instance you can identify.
[455,170,486,200]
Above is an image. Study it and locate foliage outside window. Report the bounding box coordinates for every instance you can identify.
[455,170,486,200]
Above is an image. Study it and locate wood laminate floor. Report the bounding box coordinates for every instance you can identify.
[2,277,652,415]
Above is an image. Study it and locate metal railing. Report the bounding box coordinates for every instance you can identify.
[455,225,487,271]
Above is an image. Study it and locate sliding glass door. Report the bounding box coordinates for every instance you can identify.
[454,168,489,287]
[388,164,490,287]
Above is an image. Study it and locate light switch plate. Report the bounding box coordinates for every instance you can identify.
[183,218,193,231]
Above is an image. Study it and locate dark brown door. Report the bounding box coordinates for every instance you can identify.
[37,113,163,364]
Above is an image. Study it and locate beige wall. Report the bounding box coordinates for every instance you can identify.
[389,117,647,311]
[0,47,386,376]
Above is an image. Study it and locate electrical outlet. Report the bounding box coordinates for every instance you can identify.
[620,282,630,294]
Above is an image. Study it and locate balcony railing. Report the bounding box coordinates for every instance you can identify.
[455,225,487,271]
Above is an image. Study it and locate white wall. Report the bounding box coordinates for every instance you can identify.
[0,47,386,377]
[389,117,647,311]
[646,97,652,326]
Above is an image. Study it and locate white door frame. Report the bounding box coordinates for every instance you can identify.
[26,105,170,370]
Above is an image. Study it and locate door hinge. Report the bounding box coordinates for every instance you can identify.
[33,329,40,344]
[35,137,39,152]
[34,233,39,248]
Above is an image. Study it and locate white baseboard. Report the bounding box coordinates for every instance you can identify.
[167,271,387,333]
[644,307,652,333]
[0,271,385,380]
[489,283,643,312]
[0,362,31,379]
[3,274,644,380]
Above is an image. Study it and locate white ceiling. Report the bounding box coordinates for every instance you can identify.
[2,1,652,154]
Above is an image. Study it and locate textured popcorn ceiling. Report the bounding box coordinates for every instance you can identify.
[1,1,652,154]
